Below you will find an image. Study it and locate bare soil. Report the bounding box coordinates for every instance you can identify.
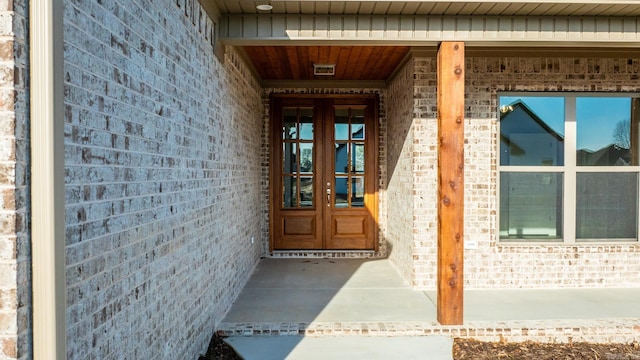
[201,334,640,359]
[199,333,242,360]
[453,338,640,360]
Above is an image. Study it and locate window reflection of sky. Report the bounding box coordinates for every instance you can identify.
[577,97,630,152]
[500,96,631,152]
[334,124,364,140]
[295,119,364,140]
[500,96,565,136]
[300,124,314,139]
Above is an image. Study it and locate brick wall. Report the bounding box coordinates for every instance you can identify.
[64,0,263,358]
[385,60,417,282]
[411,58,440,288]
[409,55,640,289]
[0,0,30,358]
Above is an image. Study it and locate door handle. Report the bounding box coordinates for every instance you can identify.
[326,187,331,207]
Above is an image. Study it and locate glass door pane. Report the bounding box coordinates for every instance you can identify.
[333,106,366,208]
[334,177,348,208]
[282,107,314,208]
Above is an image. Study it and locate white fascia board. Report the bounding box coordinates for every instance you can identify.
[221,14,640,46]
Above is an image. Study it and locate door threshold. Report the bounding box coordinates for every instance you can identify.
[270,250,381,259]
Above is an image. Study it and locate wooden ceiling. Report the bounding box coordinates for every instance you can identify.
[242,46,411,81]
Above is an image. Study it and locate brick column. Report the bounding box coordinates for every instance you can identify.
[0,0,31,358]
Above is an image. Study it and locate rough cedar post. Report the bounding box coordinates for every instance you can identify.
[437,42,465,325]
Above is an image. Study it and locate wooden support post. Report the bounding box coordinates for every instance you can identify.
[437,42,465,325]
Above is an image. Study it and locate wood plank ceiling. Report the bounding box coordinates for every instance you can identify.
[242,46,411,81]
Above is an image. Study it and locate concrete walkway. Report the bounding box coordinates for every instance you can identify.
[225,335,453,360]
[219,258,640,359]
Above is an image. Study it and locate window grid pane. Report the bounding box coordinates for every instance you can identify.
[282,107,314,209]
[333,107,367,209]
[576,97,634,166]
[500,172,563,241]
[499,97,565,166]
[499,94,640,243]
[576,172,638,240]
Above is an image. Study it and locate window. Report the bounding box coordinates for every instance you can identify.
[499,94,640,243]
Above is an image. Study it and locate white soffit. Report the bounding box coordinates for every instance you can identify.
[221,15,640,46]
[213,1,640,17]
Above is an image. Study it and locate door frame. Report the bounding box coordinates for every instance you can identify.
[269,93,379,252]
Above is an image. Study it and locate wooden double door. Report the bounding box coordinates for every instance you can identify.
[271,95,378,250]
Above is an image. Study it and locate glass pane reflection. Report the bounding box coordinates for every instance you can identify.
[352,143,364,173]
[335,143,348,174]
[352,124,365,139]
[283,108,297,140]
[352,109,365,139]
[499,97,565,166]
[334,177,348,208]
[300,177,313,207]
[299,143,313,173]
[335,108,349,141]
[299,108,314,140]
[283,176,297,208]
[577,97,634,166]
[576,172,637,239]
[499,172,563,240]
[282,143,297,174]
[351,176,364,207]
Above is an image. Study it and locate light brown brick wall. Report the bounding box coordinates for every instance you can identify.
[409,55,640,289]
[63,0,263,358]
[11,4,640,359]
[0,0,29,358]
[385,59,418,282]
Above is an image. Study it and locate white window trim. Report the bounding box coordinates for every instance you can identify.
[497,92,640,245]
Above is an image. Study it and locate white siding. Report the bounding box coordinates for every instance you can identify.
[222,15,640,46]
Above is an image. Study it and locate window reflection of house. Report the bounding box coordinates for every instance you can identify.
[500,96,640,242]
[500,101,564,239]
[500,101,564,166]
[334,125,365,207]
[577,144,630,166]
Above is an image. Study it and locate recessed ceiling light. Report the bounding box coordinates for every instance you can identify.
[256,4,273,11]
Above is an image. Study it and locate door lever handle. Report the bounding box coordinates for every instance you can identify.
[326,188,331,207]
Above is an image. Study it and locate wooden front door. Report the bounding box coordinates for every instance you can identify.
[271,96,378,250]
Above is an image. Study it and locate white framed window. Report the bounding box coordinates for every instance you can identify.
[498,93,640,243]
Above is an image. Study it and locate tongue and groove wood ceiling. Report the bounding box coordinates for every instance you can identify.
[242,46,411,81]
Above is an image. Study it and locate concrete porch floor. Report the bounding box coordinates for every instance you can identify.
[218,258,640,344]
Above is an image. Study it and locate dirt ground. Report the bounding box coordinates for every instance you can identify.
[453,338,640,360]
[199,333,242,360]
[201,334,640,359]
